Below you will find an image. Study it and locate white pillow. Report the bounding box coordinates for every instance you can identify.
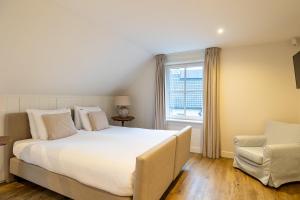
[265,121,300,144]
[26,110,39,139]
[74,105,101,129]
[79,110,93,131]
[30,108,71,140]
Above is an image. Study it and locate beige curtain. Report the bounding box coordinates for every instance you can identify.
[154,54,166,129]
[203,47,221,159]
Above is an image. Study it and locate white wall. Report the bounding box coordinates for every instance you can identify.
[166,50,205,65]
[220,42,300,156]
[0,95,114,182]
[126,58,156,129]
[127,42,300,157]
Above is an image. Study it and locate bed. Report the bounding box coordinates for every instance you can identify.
[3,112,192,200]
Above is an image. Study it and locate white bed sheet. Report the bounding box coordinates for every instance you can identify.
[13,126,176,196]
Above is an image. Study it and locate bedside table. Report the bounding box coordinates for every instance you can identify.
[111,116,135,127]
[0,136,9,146]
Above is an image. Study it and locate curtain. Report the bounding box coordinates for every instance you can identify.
[203,47,221,159]
[154,54,166,129]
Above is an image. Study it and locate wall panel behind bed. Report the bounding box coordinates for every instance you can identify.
[0,95,114,182]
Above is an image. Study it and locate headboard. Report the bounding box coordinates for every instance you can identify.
[3,110,75,182]
[4,112,31,181]
[5,112,32,143]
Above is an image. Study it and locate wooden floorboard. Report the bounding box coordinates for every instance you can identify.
[0,155,299,200]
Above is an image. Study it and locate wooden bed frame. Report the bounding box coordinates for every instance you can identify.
[3,112,192,200]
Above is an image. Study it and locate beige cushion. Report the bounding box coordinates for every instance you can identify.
[236,147,264,165]
[264,121,300,145]
[42,113,77,140]
[88,111,109,131]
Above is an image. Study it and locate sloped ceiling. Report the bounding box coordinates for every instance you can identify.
[0,0,299,95]
[57,0,300,53]
[0,0,152,95]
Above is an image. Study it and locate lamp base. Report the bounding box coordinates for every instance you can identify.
[117,106,129,118]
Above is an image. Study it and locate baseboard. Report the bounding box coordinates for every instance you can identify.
[189,149,233,158]
[190,148,234,158]
[221,151,234,158]
[190,146,201,154]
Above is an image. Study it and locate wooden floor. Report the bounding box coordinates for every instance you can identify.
[0,155,299,200]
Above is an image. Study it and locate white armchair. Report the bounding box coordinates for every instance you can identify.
[233,121,300,187]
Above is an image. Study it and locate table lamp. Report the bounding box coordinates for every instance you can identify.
[114,96,131,118]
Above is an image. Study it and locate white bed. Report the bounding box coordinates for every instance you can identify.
[13,126,177,196]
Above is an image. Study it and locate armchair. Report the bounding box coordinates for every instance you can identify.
[233,121,300,187]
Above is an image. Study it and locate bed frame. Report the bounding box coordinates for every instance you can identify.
[3,112,191,200]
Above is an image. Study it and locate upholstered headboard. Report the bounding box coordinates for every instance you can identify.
[3,110,75,182]
[5,112,32,143]
[4,113,31,181]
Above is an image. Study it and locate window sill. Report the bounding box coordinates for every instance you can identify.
[166,119,203,125]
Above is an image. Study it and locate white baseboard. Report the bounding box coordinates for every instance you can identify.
[189,148,234,158]
[221,151,234,158]
[190,146,201,154]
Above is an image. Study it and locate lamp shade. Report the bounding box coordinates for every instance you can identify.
[114,96,131,106]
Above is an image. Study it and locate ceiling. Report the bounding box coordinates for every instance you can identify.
[56,0,300,54]
[1,0,299,95]
[0,0,152,95]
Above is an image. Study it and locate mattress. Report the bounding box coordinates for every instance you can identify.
[13,126,176,196]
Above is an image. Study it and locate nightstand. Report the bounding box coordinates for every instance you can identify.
[111,116,135,127]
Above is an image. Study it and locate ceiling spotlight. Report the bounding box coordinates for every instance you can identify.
[217,28,224,34]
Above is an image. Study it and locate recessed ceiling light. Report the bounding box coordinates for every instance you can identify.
[217,28,224,34]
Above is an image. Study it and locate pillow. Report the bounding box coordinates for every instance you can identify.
[30,108,71,140]
[88,111,109,131]
[74,106,102,129]
[26,110,39,139]
[264,121,300,144]
[79,110,93,131]
[42,112,77,140]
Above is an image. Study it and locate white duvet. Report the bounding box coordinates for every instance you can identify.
[13,126,176,196]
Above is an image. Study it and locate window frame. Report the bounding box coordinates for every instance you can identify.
[165,61,204,123]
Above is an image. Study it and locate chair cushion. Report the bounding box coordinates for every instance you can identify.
[236,147,264,165]
[265,121,300,145]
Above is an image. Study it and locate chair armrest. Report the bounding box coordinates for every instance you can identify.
[263,143,300,187]
[234,135,266,147]
[264,143,300,159]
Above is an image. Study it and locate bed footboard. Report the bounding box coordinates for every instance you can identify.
[133,136,176,200]
[173,126,192,179]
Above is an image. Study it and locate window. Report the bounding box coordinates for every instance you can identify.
[165,62,203,122]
